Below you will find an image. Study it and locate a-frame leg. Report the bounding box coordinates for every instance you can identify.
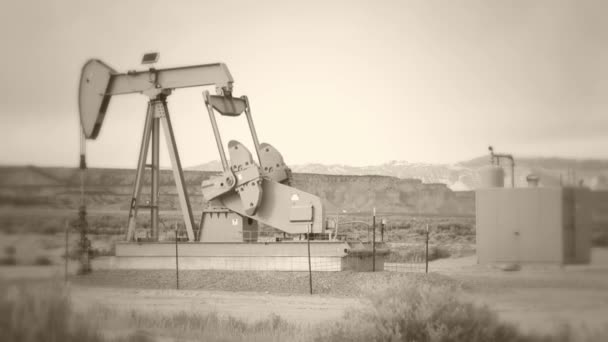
[126,103,153,241]
[156,100,196,241]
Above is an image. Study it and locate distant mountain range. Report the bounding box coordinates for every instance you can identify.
[0,166,475,216]
[187,156,608,191]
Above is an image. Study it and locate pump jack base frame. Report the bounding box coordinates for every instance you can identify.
[101,241,389,272]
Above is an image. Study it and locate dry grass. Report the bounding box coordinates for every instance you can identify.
[0,279,302,342]
[386,245,451,263]
[592,231,608,247]
[315,283,608,342]
[86,306,301,342]
[32,255,53,266]
[3,278,608,342]
[0,280,104,342]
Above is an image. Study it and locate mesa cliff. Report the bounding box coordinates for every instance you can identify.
[0,166,474,216]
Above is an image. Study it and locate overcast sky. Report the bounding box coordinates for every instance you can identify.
[1,0,607,169]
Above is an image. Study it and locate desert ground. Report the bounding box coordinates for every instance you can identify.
[2,248,608,340]
[1,204,608,341]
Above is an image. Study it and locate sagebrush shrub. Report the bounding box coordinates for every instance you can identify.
[0,281,103,342]
[33,255,53,265]
[316,284,558,342]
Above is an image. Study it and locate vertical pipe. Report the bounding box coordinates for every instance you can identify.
[307,224,313,295]
[151,104,160,241]
[203,91,230,172]
[372,208,376,272]
[78,127,90,274]
[79,130,86,205]
[335,214,339,241]
[425,224,429,274]
[511,159,515,188]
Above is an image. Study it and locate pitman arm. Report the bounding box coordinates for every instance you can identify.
[201,92,324,235]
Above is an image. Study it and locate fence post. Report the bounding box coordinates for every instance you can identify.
[307,224,313,295]
[372,208,376,272]
[425,224,429,274]
[65,220,69,284]
[175,224,180,290]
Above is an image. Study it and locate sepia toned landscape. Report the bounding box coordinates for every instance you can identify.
[3,0,608,341]
[2,164,608,341]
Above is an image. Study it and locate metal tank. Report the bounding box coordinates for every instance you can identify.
[478,165,505,188]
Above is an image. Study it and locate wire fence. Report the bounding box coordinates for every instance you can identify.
[335,219,432,274]
[62,215,436,295]
[378,233,430,273]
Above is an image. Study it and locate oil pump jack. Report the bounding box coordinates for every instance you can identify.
[79,53,324,243]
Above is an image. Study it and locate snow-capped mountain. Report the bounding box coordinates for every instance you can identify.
[289,160,478,191]
[187,159,476,190]
[187,157,608,191]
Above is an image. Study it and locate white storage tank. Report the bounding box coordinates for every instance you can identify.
[479,165,505,188]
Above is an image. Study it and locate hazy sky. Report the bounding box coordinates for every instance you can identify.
[1,0,607,168]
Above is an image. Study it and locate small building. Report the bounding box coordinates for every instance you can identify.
[476,167,591,265]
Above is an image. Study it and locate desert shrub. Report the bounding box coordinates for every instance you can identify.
[112,331,155,342]
[435,223,475,237]
[126,311,293,336]
[0,215,70,235]
[0,280,168,342]
[91,246,115,257]
[66,244,96,261]
[41,237,63,250]
[0,225,16,234]
[592,231,608,247]
[428,246,451,260]
[316,284,553,342]
[413,227,428,236]
[0,256,17,265]
[387,249,424,263]
[398,223,412,230]
[33,255,53,266]
[0,281,103,342]
[0,246,17,265]
[387,246,451,263]
[66,248,83,260]
[5,245,16,256]
[42,224,62,235]
[84,306,299,341]
[89,215,125,232]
